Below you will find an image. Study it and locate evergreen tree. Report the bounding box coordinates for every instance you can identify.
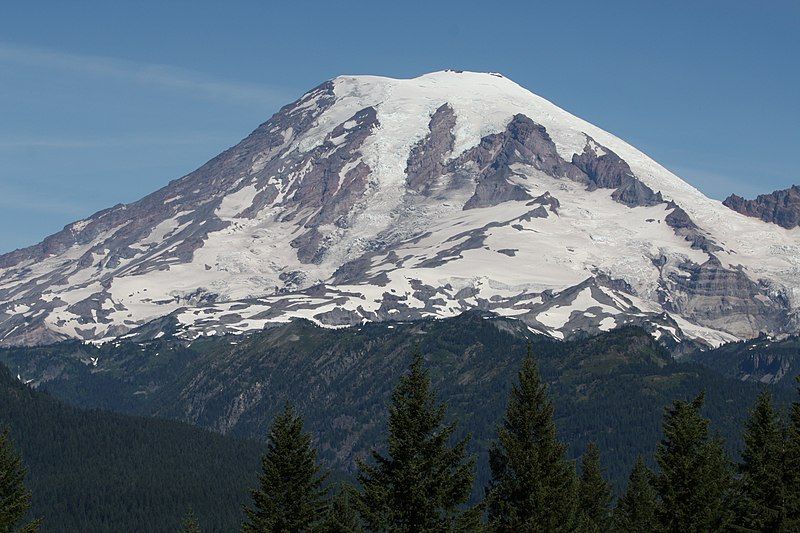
[612,457,657,533]
[785,376,800,529]
[485,346,577,531]
[242,404,328,533]
[355,350,479,532]
[181,507,201,533]
[654,393,733,532]
[320,484,362,533]
[576,442,612,532]
[0,429,40,533]
[734,389,786,531]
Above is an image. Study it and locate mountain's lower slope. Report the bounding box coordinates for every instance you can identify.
[2,314,792,492]
[0,363,261,532]
[688,333,800,388]
[1,71,798,347]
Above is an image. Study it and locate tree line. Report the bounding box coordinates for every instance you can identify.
[2,346,799,532]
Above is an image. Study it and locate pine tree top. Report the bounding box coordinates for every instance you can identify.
[735,389,786,531]
[356,348,478,532]
[613,456,657,533]
[577,442,612,532]
[654,393,733,531]
[486,345,577,531]
[181,507,201,533]
[0,428,41,532]
[242,404,328,532]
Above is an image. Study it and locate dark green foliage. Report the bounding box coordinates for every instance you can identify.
[485,347,577,531]
[1,314,792,498]
[785,377,800,529]
[242,404,328,532]
[733,389,786,531]
[654,393,733,532]
[320,484,362,533]
[355,351,479,532]
[181,508,201,533]
[689,334,800,390]
[612,457,657,533]
[0,429,40,532]
[0,362,261,532]
[576,442,612,532]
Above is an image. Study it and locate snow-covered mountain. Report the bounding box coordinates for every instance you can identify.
[2,70,799,347]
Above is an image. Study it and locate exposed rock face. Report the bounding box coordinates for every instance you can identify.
[0,71,797,348]
[455,114,581,209]
[723,185,800,228]
[527,191,560,213]
[664,202,721,253]
[572,137,663,207]
[287,106,379,263]
[406,104,456,195]
[661,256,786,338]
[0,81,338,272]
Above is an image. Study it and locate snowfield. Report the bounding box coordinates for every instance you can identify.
[0,71,796,348]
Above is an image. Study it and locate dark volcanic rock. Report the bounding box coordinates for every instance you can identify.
[406,104,456,195]
[572,136,663,208]
[723,185,800,228]
[526,191,560,214]
[455,114,584,209]
[664,202,722,253]
[288,106,379,263]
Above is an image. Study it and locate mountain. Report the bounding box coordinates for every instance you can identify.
[0,361,262,532]
[2,70,798,347]
[1,313,793,494]
[723,185,800,229]
[688,332,800,388]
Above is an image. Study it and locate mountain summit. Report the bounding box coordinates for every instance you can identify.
[1,71,797,347]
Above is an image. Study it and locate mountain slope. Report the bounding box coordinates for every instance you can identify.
[1,314,794,493]
[688,333,800,388]
[2,71,798,347]
[0,362,262,532]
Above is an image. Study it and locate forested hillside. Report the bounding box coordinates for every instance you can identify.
[0,363,262,532]
[689,334,800,388]
[2,313,792,494]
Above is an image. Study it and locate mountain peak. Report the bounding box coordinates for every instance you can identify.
[0,73,797,348]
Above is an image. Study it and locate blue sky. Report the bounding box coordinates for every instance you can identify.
[1,1,797,253]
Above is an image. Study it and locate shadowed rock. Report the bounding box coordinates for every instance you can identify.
[662,256,787,338]
[664,202,722,253]
[572,136,663,207]
[723,185,800,228]
[406,104,456,195]
[454,115,584,209]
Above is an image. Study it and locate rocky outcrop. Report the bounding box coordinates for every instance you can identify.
[661,256,786,338]
[527,191,560,213]
[406,104,456,195]
[287,106,378,262]
[572,136,663,207]
[454,114,585,209]
[664,202,721,253]
[723,185,800,228]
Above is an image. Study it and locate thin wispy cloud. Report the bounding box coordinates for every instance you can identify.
[0,133,235,150]
[0,186,89,217]
[0,43,289,106]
